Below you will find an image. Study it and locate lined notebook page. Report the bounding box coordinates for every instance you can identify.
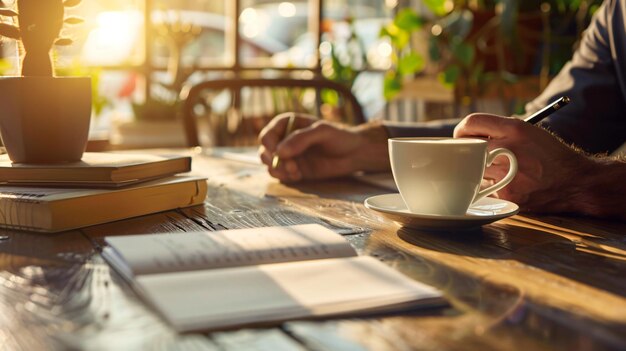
[105,224,357,276]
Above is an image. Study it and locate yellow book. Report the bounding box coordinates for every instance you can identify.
[0,176,207,232]
[0,152,192,187]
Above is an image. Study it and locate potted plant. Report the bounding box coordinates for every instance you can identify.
[0,0,90,163]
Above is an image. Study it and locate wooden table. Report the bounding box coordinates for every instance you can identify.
[1,149,625,350]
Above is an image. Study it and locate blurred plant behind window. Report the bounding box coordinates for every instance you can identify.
[381,0,603,114]
[137,0,224,121]
[319,17,367,106]
[315,4,391,116]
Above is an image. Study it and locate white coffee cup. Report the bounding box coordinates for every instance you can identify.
[389,137,518,216]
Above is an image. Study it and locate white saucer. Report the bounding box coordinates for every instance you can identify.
[364,193,519,231]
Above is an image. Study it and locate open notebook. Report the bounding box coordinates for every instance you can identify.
[103,224,444,332]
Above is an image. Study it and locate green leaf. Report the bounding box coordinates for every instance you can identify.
[569,0,583,11]
[423,0,449,16]
[393,8,424,32]
[379,26,391,38]
[383,30,408,50]
[0,23,20,40]
[321,88,339,106]
[452,42,474,67]
[383,73,402,101]
[438,64,460,87]
[380,23,409,50]
[393,30,410,50]
[398,53,424,76]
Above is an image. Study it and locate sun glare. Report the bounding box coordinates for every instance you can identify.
[239,7,269,39]
[278,2,297,18]
[81,11,142,66]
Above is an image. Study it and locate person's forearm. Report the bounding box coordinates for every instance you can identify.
[571,157,626,220]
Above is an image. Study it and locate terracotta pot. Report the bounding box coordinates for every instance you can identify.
[0,76,91,163]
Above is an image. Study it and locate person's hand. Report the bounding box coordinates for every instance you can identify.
[454,113,595,213]
[258,112,390,182]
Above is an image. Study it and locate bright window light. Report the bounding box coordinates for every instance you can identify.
[240,7,269,39]
[81,11,142,66]
[278,2,297,18]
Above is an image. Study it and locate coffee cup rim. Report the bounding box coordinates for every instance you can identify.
[388,137,487,145]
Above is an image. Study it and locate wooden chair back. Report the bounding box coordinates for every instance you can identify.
[181,77,365,147]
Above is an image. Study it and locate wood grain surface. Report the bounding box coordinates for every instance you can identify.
[0,149,624,351]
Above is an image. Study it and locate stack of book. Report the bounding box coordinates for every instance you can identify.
[0,152,207,232]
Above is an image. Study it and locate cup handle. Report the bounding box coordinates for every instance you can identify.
[473,148,518,203]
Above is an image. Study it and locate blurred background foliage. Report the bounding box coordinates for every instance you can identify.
[380,0,603,111]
